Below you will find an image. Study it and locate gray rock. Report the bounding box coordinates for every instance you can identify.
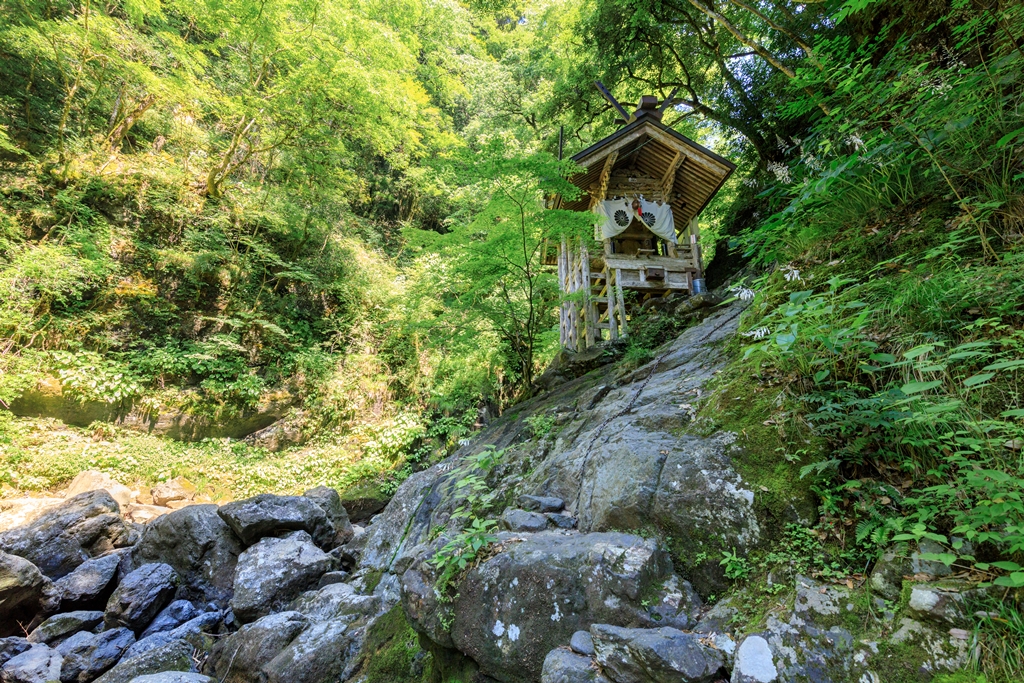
[66,472,133,510]
[27,611,104,645]
[793,575,848,627]
[302,487,354,548]
[868,549,909,601]
[56,627,135,682]
[287,582,379,623]
[128,674,212,683]
[128,505,243,607]
[316,571,349,589]
[570,631,595,656]
[760,612,871,683]
[0,552,55,636]
[540,649,606,683]
[92,640,196,683]
[693,598,739,634]
[260,618,353,683]
[591,624,726,683]
[0,644,63,683]
[731,636,777,682]
[105,564,177,633]
[0,639,31,668]
[138,601,200,639]
[0,491,135,580]
[52,553,124,611]
[519,495,565,513]
[203,612,309,683]
[545,513,577,530]
[230,532,332,623]
[907,585,970,626]
[499,509,549,532]
[218,494,335,549]
[121,613,220,661]
[403,531,672,683]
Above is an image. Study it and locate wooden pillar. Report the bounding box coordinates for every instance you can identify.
[689,217,703,279]
[615,268,628,336]
[581,244,595,348]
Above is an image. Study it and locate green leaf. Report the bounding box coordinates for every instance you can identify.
[917,552,956,566]
[990,561,1023,572]
[901,380,943,394]
[813,369,830,382]
[962,372,995,387]
[1001,409,1024,418]
[993,573,1024,587]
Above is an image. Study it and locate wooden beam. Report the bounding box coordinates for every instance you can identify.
[588,151,618,210]
[661,151,684,201]
[595,81,632,124]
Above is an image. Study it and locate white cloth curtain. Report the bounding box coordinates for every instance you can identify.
[592,198,676,244]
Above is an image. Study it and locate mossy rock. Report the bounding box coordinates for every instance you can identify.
[339,479,392,523]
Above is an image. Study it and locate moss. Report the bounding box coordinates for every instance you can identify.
[364,570,385,594]
[358,605,427,683]
[692,362,819,538]
[869,640,939,683]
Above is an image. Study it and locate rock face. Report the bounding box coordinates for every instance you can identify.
[138,602,200,639]
[56,627,136,682]
[302,487,354,547]
[204,611,309,683]
[542,648,608,683]
[591,624,727,683]
[65,472,133,510]
[128,674,213,683]
[0,644,63,683]
[229,532,332,623]
[92,640,197,683]
[0,552,55,636]
[218,494,337,549]
[0,491,135,580]
[403,532,679,683]
[27,611,104,645]
[52,552,124,611]
[128,505,242,607]
[105,564,177,633]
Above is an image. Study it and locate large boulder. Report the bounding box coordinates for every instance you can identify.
[105,564,177,633]
[259,619,354,683]
[403,531,676,683]
[128,505,242,607]
[0,552,56,636]
[65,472,133,509]
[302,487,354,547]
[217,494,336,549]
[52,552,124,611]
[0,644,63,683]
[229,532,332,623]
[286,582,380,623]
[590,624,728,683]
[203,611,309,683]
[92,640,196,683]
[0,491,135,580]
[27,611,104,646]
[55,627,135,682]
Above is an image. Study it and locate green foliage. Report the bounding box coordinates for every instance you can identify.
[719,548,752,580]
[523,413,556,438]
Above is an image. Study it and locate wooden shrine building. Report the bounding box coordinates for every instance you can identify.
[551,91,735,351]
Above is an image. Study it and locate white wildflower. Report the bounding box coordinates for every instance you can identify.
[781,264,802,282]
[730,286,756,301]
[742,327,771,340]
[767,161,791,184]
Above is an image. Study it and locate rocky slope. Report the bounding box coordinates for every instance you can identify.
[0,303,992,683]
